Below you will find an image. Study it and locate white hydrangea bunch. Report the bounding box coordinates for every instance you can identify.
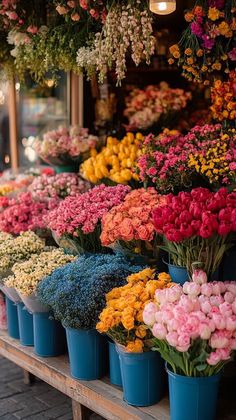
[77,1,155,84]
[5,248,76,296]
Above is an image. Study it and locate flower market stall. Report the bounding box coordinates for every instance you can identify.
[0,1,235,420]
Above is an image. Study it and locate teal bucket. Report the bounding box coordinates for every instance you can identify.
[167,367,221,420]
[33,312,67,357]
[117,347,164,406]
[167,263,189,285]
[54,165,76,174]
[66,328,108,380]
[6,297,19,339]
[108,341,122,387]
[17,303,34,346]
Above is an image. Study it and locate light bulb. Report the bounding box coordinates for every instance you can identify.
[149,0,176,15]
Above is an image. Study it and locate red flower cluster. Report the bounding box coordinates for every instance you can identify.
[153,187,236,242]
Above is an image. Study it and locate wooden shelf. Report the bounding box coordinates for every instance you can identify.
[0,331,170,420]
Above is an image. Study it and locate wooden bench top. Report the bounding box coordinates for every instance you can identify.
[0,331,170,420]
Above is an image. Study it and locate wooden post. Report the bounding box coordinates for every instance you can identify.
[72,400,91,420]
[8,78,19,169]
[23,370,35,385]
[70,73,83,126]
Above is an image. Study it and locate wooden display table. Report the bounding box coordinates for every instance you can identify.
[0,331,170,420]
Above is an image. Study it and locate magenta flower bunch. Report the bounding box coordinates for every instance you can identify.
[0,192,57,235]
[46,184,130,253]
[29,172,91,201]
[144,269,236,376]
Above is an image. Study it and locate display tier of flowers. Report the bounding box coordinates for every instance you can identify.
[124,83,191,131]
[169,0,236,84]
[138,124,236,193]
[34,126,99,171]
[97,268,172,353]
[101,187,166,263]
[153,187,236,276]
[46,184,130,254]
[0,192,58,235]
[29,172,91,201]
[80,132,143,185]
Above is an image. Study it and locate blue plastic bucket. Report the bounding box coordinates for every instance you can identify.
[66,328,107,380]
[16,303,34,346]
[6,297,19,339]
[117,347,164,406]
[108,341,122,387]
[167,367,221,420]
[167,263,189,285]
[33,312,67,357]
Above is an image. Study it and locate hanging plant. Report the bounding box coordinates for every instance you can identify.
[76,0,155,84]
[169,0,236,85]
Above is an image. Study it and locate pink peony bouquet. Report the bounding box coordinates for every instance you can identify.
[143,269,236,376]
[101,188,166,261]
[46,184,130,254]
[153,187,236,275]
[29,173,91,201]
[34,125,99,168]
[124,83,191,131]
[0,192,57,235]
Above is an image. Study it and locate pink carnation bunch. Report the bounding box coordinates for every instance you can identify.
[101,188,166,245]
[153,187,236,275]
[0,192,57,234]
[46,184,130,253]
[143,269,236,376]
[29,173,91,201]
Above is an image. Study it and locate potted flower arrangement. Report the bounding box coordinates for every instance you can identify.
[34,126,99,172]
[97,268,172,406]
[143,269,236,420]
[5,248,75,352]
[46,184,130,254]
[153,187,236,281]
[124,83,191,132]
[101,187,166,265]
[29,173,91,201]
[80,132,143,185]
[37,253,143,380]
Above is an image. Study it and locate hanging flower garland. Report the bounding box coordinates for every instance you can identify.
[76,0,155,84]
[169,0,236,85]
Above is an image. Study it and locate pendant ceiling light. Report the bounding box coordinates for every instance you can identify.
[149,0,176,15]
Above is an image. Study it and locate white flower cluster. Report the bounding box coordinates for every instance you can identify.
[5,248,76,296]
[77,2,155,83]
[0,231,45,273]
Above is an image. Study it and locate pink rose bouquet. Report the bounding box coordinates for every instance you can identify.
[34,125,99,169]
[153,187,236,275]
[101,188,166,262]
[0,192,57,235]
[143,269,236,376]
[29,173,91,201]
[46,184,130,254]
[124,83,191,131]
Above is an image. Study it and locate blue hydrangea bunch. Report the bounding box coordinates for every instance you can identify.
[37,253,144,330]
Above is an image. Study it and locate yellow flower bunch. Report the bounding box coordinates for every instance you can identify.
[188,133,235,184]
[0,184,16,196]
[96,268,172,353]
[211,72,236,122]
[80,132,143,184]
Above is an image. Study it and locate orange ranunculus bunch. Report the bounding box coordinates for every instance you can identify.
[96,268,172,353]
[211,70,236,123]
[101,188,166,246]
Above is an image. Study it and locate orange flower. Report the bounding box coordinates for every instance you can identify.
[126,339,144,353]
